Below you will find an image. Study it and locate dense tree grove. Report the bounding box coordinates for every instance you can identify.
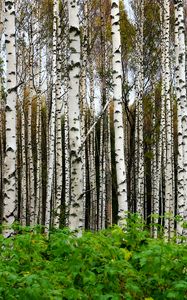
[0,0,187,238]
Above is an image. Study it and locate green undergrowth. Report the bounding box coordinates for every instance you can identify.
[0,216,187,299]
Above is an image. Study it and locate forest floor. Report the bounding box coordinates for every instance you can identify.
[0,216,187,299]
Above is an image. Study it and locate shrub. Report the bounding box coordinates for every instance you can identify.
[0,218,187,299]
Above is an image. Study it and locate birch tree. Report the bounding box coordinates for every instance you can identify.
[151,80,159,237]
[28,17,35,225]
[111,0,128,225]
[80,0,88,229]
[98,0,107,230]
[134,0,144,217]
[54,1,62,228]
[67,0,84,230]
[88,41,97,230]
[0,0,4,224]
[46,0,58,229]
[4,0,17,227]
[163,0,174,238]
[89,69,98,230]
[174,0,187,235]
[61,0,70,226]
[35,41,42,224]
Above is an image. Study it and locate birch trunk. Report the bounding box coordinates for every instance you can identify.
[61,0,70,226]
[54,1,62,228]
[68,0,84,230]
[35,8,42,225]
[89,61,97,231]
[178,0,187,234]
[36,55,42,224]
[106,106,112,226]
[80,0,88,228]
[0,81,3,225]
[174,0,187,235]
[135,0,144,218]
[159,8,166,224]
[151,81,159,237]
[163,0,175,238]
[20,103,27,226]
[178,1,187,235]
[46,0,58,229]
[98,118,105,229]
[64,94,70,225]
[111,0,128,225]
[0,0,4,224]
[4,0,17,227]
[28,23,35,225]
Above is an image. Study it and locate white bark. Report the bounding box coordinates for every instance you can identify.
[106,106,112,226]
[36,54,42,225]
[68,0,84,230]
[151,81,159,237]
[87,1,97,230]
[28,25,35,225]
[80,0,88,228]
[135,0,144,217]
[0,0,4,224]
[162,0,175,238]
[178,1,187,234]
[174,0,187,235]
[0,82,3,224]
[89,61,97,231]
[0,0,3,44]
[159,8,166,222]
[61,0,70,226]
[35,7,42,225]
[21,103,27,226]
[111,0,128,225]
[54,1,62,228]
[64,94,70,225]
[46,0,58,229]
[4,0,17,227]
[98,118,106,229]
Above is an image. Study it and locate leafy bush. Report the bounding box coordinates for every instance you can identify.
[0,218,187,299]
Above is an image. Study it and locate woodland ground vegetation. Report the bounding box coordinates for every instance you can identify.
[0,215,187,300]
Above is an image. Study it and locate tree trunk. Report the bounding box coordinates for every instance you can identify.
[135,0,144,218]
[67,0,84,230]
[46,0,58,229]
[174,0,187,235]
[4,0,17,229]
[111,0,128,225]
[162,0,175,238]
[54,0,62,228]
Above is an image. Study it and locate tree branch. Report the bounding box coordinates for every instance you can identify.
[78,99,111,153]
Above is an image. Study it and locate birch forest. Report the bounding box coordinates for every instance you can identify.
[0,0,187,240]
[3,0,187,299]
